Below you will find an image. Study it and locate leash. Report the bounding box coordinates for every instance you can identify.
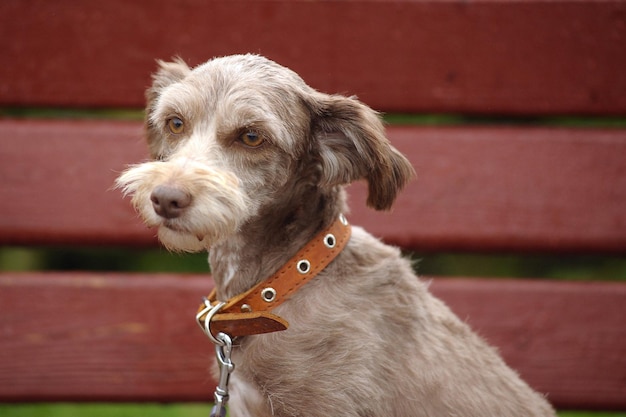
[195,214,351,416]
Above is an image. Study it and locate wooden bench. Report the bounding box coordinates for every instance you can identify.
[1,0,625,411]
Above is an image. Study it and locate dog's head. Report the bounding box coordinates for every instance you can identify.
[117,54,414,252]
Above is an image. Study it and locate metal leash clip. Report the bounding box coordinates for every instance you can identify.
[196,298,235,417]
[211,331,234,417]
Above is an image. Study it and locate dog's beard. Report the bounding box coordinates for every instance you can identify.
[152,198,246,252]
[156,225,211,252]
[117,160,253,252]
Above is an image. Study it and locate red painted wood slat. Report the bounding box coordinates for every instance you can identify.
[0,273,624,409]
[0,273,211,402]
[0,120,152,246]
[0,0,624,115]
[0,119,624,253]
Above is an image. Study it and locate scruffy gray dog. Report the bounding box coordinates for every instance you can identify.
[118,54,556,417]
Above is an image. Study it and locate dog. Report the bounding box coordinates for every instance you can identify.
[117,54,556,416]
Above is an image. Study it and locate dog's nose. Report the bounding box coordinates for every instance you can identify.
[150,185,192,219]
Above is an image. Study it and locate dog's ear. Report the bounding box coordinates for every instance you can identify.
[146,58,190,107]
[145,58,191,158]
[307,93,415,211]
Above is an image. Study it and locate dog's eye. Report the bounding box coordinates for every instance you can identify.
[238,130,265,147]
[167,117,184,134]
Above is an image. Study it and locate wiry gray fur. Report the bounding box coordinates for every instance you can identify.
[117,54,556,417]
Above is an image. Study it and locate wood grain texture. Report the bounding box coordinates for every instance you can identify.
[0,0,624,115]
[0,120,154,246]
[1,119,624,253]
[0,273,211,402]
[430,279,626,410]
[0,273,624,409]
[351,125,626,253]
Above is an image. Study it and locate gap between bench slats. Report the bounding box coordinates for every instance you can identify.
[0,0,624,115]
[0,273,624,409]
[0,119,624,253]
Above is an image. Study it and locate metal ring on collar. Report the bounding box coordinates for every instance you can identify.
[296,259,311,274]
[323,233,336,248]
[261,287,277,302]
[195,299,227,346]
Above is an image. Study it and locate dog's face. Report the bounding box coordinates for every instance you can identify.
[117,54,414,252]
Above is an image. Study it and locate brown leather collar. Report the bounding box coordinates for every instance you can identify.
[196,214,351,338]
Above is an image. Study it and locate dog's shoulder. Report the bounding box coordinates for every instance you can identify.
[344,225,406,265]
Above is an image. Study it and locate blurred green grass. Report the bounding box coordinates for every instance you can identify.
[0,404,625,416]
[3,106,626,127]
[2,246,625,283]
[0,403,212,417]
